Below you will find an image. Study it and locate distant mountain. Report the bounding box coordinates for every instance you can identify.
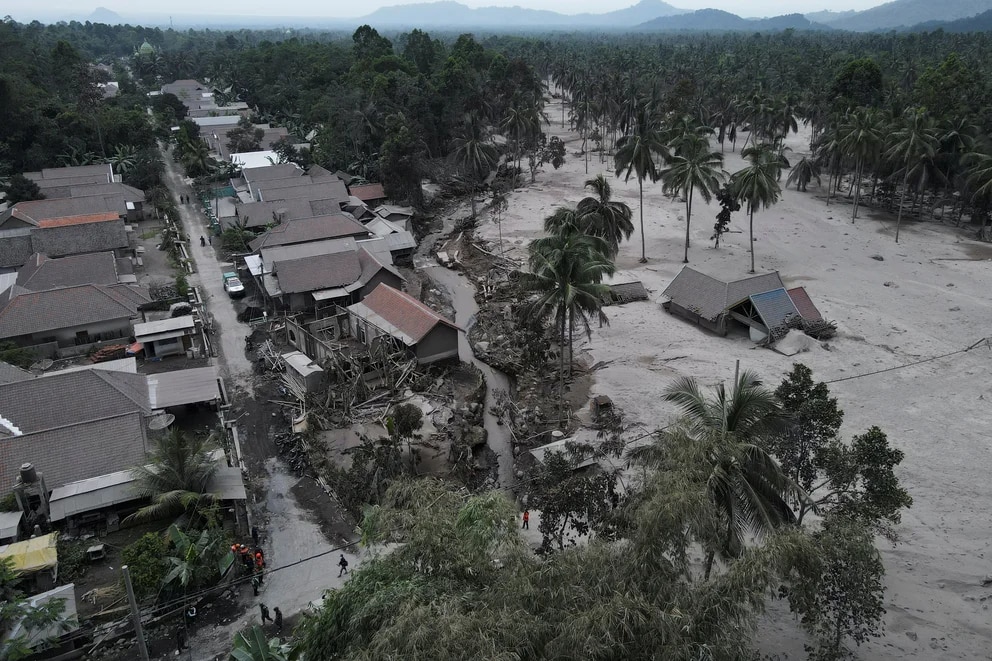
[907,7,992,31]
[88,7,125,25]
[803,9,858,24]
[357,0,687,29]
[827,0,992,31]
[638,9,831,32]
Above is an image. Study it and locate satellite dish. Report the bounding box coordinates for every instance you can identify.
[148,413,175,430]
[29,359,54,372]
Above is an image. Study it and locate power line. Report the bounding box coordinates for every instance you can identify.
[823,336,990,385]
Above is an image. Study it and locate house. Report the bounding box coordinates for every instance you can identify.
[0,369,152,493]
[241,163,304,200]
[373,205,414,231]
[662,267,785,336]
[0,198,131,269]
[662,267,826,341]
[24,164,114,187]
[348,183,387,207]
[0,533,60,593]
[207,125,290,161]
[265,247,403,314]
[248,215,372,251]
[363,217,417,261]
[0,283,150,354]
[16,252,136,291]
[228,199,316,230]
[132,316,198,358]
[257,180,349,205]
[26,182,146,221]
[160,79,249,118]
[347,283,459,364]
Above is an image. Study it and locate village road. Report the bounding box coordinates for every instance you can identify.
[158,146,356,659]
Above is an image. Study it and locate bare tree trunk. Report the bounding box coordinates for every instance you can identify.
[683,183,693,263]
[638,179,646,263]
[749,205,756,273]
[895,171,909,243]
[852,158,862,222]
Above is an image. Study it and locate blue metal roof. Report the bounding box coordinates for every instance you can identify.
[749,287,801,330]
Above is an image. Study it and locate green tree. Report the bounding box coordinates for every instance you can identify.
[660,136,725,263]
[788,516,886,661]
[731,144,783,273]
[615,102,667,263]
[107,144,136,176]
[379,112,425,208]
[450,112,497,219]
[786,155,821,192]
[829,58,882,109]
[120,533,168,601]
[1,174,44,205]
[226,116,265,155]
[162,524,234,592]
[838,107,883,221]
[124,429,218,525]
[0,557,73,661]
[711,183,740,248]
[387,402,424,473]
[641,370,804,578]
[230,626,291,661]
[885,108,940,243]
[575,174,634,258]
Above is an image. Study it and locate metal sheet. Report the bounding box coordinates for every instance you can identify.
[146,366,221,409]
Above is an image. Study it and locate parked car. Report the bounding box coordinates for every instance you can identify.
[223,272,245,298]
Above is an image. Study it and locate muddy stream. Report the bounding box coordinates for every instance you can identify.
[426,265,516,493]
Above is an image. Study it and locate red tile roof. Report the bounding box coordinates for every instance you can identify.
[787,287,823,321]
[359,284,457,343]
[37,213,122,228]
[349,183,386,202]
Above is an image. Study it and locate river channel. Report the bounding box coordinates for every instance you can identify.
[426,265,517,493]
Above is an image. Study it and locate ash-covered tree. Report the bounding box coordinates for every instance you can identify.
[712,183,740,248]
[387,402,424,474]
[787,515,886,661]
[226,116,264,155]
[379,112,425,207]
[523,442,619,552]
[527,134,565,183]
[0,557,73,660]
[2,174,44,205]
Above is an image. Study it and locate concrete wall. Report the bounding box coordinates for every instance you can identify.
[415,324,459,364]
[359,270,403,299]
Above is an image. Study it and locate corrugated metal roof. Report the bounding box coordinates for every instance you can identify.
[0,511,22,539]
[749,288,801,330]
[727,272,785,307]
[787,287,823,321]
[605,281,649,305]
[133,316,195,338]
[146,366,221,409]
[209,466,246,501]
[49,469,138,521]
[261,237,357,267]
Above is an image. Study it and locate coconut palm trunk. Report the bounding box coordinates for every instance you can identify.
[683,182,694,263]
[638,179,646,263]
[895,170,910,243]
[749,203,756,273]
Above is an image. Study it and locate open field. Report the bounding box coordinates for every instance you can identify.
[470,98,992,659]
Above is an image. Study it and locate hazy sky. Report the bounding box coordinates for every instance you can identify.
[9,0,888,20]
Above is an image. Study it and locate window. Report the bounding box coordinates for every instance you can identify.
[357,324,367,343]
[287,329,297,346]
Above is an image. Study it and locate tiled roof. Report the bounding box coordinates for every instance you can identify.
[234,199,314,228]
[273,251,362,294]
[0,284,143,339]
[0,362,31,385]
[5,195,125,225]
[0,369,149,434]
[663,267,785,322]
[30,164,113,181]
[258,181,349,204]
[348,184,386,202]
[353,283,457,344]
[241,164,303,183]
[16,252,120,291]
[787,287,823,321]
[37,213,122,228]
[248,215,370,251]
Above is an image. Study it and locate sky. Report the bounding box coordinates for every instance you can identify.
[7,0,888,21]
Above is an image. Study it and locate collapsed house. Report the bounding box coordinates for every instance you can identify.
[662,266,823,341]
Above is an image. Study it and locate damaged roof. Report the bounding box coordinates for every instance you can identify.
[662,267,785,322]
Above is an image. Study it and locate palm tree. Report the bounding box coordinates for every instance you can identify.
[885,108,940,243]
[574,174,634,258]
[450,112,498,220]
[838,108,883,222]
[656,371,804,578]
[523,228,615,381]
[731,145,782,273]
[786,156,821,192]
[660,136,725,263]
[107,145,137,176]
[124,429,218,525]
[963,149,992,239]
[615,103,667,263]
[231,626,292,661]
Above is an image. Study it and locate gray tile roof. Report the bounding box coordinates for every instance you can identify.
[308,198,346,216]
[30,174,113,189]
[241,164,303,183]
[663,267,785,322]
[260,237,357,268]
[0,413,148,492]
[257,181,348,204]
[273,251,362,294]
[0,369,150,434]
[16,252,121,291]
[234,199,314,228]
[1,195,126,225]
[27,164,114,182]
[248,215,371,251]
[0,284,144,339]
[30,220,129,259]
[0,362,31,385]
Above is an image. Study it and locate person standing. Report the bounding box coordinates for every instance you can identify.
[522,510,530,530]
[251,526,260,547]
[176,625,187,655]
[259,603,273,624]
[251,573,261,596]
[338,554,349,577]
[273,606,283,634]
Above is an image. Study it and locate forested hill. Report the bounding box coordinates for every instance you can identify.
[637,10,832,32]
[908,8,992,31]
[826,0,992,31]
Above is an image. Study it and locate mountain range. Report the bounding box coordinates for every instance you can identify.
[75,0,992,33]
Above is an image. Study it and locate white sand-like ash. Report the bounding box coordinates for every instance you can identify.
[466,98,992,658]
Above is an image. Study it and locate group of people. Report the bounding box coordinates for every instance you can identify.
[231,541,267,596]
[179,193,191,204]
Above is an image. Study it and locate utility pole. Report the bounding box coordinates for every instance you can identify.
[122,565,150,661]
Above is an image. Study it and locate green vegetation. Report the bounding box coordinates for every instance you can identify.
[0,557,72,660]
[124,429,217,525]
[120,533,168,601]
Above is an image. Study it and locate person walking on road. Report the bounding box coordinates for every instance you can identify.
[176,625,187,655]
[251,526,260,547]
[259,603,273,624]
[522,510,530,530]
[200,235,206,247]
[273,606,283,634]
[338,554,349,577]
